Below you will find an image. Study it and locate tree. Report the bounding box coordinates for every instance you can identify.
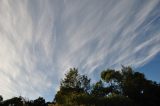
[121,69,146,100]
[0,66,160,106]
[33,97,46,106]
[91,80,111,97]
[60,68,90,91]
[106,93,134,106]
[101,67,147,96]
[54,68,91,105]
[101,69,122,84]
[2,96,23,106]
[0,95,3,102]
[60,68,80,89]
[100,66,160,105]
[101,69,122,94]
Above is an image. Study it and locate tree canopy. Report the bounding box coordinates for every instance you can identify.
[1,66,160,106]
[54,66,160,106]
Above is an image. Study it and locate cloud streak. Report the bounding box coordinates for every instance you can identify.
[0,0,160,101]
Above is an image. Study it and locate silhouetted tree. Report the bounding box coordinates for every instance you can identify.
[91,80,109,97]
[60,68,90,91]
[2,96,23,106]
[101,66,160,105]
[33,97,46,106]
[0,95,3,102]
[1,66,160,106]
[54,68,91,105]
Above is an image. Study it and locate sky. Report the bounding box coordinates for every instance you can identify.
[0,0,160,102]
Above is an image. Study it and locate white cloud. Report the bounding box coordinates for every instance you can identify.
[0,0,160,101]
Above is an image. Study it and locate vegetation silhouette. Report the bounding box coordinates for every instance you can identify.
[0,66,160,106]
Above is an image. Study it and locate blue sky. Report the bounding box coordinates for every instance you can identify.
[138,53,160,83]
[0,0,160,101]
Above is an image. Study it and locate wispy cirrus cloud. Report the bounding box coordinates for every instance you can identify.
[0,0,160,101]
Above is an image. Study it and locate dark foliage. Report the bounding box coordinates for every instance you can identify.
[1,66,160,106]
[54,66,160,106]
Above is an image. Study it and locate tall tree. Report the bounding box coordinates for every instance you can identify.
[60,68,90,91]
[54,68,91,105]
